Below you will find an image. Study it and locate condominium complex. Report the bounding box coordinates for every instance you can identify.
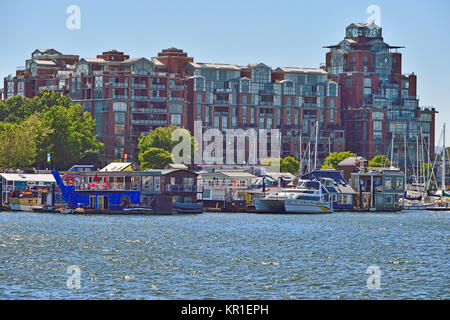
[325,23,436,163]
[3,23,435,168]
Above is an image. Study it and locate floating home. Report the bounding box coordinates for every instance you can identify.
[199,170,257,212]
[350,167,405,211]
[301,170,356,211]
[53,168,202,214]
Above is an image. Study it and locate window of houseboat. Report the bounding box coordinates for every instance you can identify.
[184,196,192,203]
[396,177,404,190]
[172,196,180,203]
[125,176,132,190]
[142,176,153,190]
[132,176,141,190]
[386,195,393,204]
[89,196,96,209]
[384,177,392,190]
[154,177,160,191]
[108,176,115,189]
[116,176,124,189]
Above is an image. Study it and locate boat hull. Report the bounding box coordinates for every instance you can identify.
[284,200,333,214]
[254,199,286,213]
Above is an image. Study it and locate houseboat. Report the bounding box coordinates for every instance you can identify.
[300,170,356,211]
[52,166,202,215]
[350,167,405,212]
[1,172,59,211]
[199,170,257,212]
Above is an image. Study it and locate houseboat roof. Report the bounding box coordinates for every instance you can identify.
[100,162,132,172]
[0,173,55,183]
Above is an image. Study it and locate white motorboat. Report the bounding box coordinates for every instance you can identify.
[254,188,304,213]
[284,179,333,214]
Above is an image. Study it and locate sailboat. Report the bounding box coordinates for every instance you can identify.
[427,123,450,211]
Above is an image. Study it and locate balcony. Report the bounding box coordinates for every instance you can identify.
[113,95,128,99]
[169,85,184,90]
[150,84,166,89]
[165,184,197,192]
[214,88,232,93]
[259,101,273,106]
[110,82,128,88]
[169,96,184,102]
[131,119,151,125]
[131,95,148,101]
[150,96,166,102]
[259,89,274,95]
[132,83,147,89]
[201,180,248,189]
[213,100,230,105]
[131,108,152,113]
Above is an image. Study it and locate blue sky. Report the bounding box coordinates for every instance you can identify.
[0,0,448,145]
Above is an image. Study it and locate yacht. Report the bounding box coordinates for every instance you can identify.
[284,179,333,214]
[254,188,304,213]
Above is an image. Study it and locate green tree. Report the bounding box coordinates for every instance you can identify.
[281,156,300,175]
[368,154,391,167]
[0,90,73,123]
[138,126,196,169]
[39,105,103,170]
[0,115,50,169]
[139,148,173,170]
[321,151,356,169]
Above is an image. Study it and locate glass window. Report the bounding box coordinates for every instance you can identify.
[113,102,127,112]
[142,176,153,190]
[384,177,391,190]
[171,114,181,126]
[154,177,160,191]
[115,112,125,124]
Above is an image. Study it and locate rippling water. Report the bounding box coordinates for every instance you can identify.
[0,210,448,299]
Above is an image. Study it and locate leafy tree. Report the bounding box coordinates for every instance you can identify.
[0,90,73,123]
[281,156,300,175]
[368,154,391,167]
[139,148,173,170]
[0,115,50,169]
[321,151,356,169]
[38,105,103,170]
[138,126,196,169]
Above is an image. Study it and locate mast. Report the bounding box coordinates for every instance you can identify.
[443,123,446,192]
[328,137,331,168]
[416,135,419,189]
[403,135,407,208]
[314,120,318,170]
[391,137,394,168]
[299,133,303,175]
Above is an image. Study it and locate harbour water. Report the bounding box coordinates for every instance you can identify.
[0,210,448,299]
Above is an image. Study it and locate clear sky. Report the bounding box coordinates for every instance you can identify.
[0,0,448,145]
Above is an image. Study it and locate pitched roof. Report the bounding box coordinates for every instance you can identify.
[274,67,327,75]
[99,162,132,172]
[0,173,55,183]
[338,156,366,166]
[185,62,241,71]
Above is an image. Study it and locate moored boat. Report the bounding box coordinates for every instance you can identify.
[284,180,333,214]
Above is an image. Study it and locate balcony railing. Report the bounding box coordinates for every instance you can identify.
[131,119,151,125]
[132,83,147,89]
[150,96,166,102]
[165,184,197,192]
[213,100,230,105]
[169,85,184,90]
[131,95,148,101]
[150,84,166,89]
[113,95,128,99]
[201,180,248,188]
[169,96,184,102]
[110,82,128,88]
